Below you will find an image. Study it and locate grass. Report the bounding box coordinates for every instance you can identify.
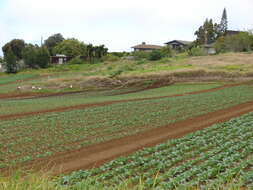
[0,171,250,190]
[0,73,37,85]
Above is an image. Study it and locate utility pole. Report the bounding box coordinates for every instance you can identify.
[204,30,208,45]
[41,36,43,46]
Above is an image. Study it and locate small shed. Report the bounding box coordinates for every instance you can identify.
[202,44,216,55]
[51,54,72,64]
[131,42,163,52]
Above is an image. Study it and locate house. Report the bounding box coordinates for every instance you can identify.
[51,54,72,64]
[226,30,240,36]
[132,42,163,52]
[165,40,193,49]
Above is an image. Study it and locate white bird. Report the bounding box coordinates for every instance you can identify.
[32,86,36,90]
[70,85,73,89]
[38,87,42,90]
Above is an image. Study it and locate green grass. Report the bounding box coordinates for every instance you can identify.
[0,73,38,85]
[1,85,253,169]
[60,112,253,189]
[0,83,222,115]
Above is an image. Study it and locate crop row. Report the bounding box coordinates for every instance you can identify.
[61,112,253,189]
[1,85,253,169]
[0,83,221,115]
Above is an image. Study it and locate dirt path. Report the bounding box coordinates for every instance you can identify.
[0,84,239,120]
[6,99,253,176]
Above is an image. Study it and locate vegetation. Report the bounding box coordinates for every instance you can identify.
[187,47,207,56]
[194,8,228,45]
[44,33,65,55]
[53,38,87,57]
[2,39,25,60]
[4,48,19,73]
[215,32,253,53]
[1,85,253,169]
[0,171,249,190]
[61,112,253,189]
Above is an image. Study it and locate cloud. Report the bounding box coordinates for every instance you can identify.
[0,0,252,56]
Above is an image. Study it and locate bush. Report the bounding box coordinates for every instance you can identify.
[161,46,174,57]
[188,47,207,56]
[148,50,163,61]
[102,54,120,62]
[68,57,84,65]
[132,51,150,60]
[214,36,227,53]
[215,32,253,53]
[226,32,252,52]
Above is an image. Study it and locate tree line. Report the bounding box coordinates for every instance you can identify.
[1,34,108,73]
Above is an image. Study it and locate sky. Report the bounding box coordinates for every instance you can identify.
[0,0,252,56]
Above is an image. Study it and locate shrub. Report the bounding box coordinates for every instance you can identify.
[102,54,120,62]
[148,50,163,61]
[215,32,253,53]
[68,57,84,65]
[161,46,174,57]
[188,47,207,56]
[226,32,252,52]
[132,51,150,60]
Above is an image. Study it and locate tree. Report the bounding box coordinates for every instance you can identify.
[22,44,38,68]
[36,47,50,68]
[44,33,64,55]
[94,45,108,59]
[2,39,25,60]
[4,48,19,73]
[195,19,217,45]
[218,8,228,37]
[53,38,87,57]
[86,44,94,63]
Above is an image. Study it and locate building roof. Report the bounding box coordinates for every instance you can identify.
[226,30,241,36]
[132,42,163,50]
[165,40,193,45]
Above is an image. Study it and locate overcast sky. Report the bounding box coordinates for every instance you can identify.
[0,0,252,56]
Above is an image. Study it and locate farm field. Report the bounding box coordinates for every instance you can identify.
[0,83,222,116]
[1,83,253,173]
[60,112,253,189]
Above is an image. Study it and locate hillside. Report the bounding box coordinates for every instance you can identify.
[0,52,253,98]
